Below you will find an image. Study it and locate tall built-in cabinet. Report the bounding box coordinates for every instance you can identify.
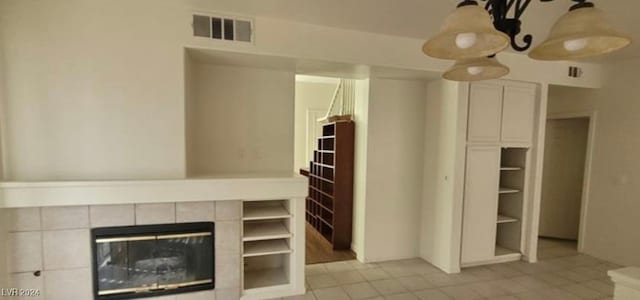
[461,81,536,267]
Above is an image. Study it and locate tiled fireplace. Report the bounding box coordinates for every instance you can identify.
[5,201,242,300]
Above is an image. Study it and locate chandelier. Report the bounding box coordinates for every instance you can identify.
[423,0,632,82]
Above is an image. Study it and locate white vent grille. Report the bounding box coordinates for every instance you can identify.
[192,14,253,43]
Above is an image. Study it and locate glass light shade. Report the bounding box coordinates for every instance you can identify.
[423,4,510,60]
[443,57,510,82]
[529,7,632,61]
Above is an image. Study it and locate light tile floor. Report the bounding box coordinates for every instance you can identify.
[285,239,620,300]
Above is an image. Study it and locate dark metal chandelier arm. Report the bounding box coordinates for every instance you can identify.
[511,34,533,51]
[478,0,551,52]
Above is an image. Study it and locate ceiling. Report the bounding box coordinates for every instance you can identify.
[195,0,640,62]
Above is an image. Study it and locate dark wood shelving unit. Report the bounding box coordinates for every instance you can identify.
[305,121,355,250]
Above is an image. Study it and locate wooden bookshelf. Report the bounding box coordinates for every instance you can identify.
[305,121,355,250]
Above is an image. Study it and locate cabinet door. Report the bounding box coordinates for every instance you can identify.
[461,146,500,264]
[501,85,536,144]
[467,83,503,143]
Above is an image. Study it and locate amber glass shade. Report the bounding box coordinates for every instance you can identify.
[529,7,631,61]
[443,57,510,82]
[423,4,510,60]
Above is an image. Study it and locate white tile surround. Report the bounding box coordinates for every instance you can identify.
[5,201,242,300]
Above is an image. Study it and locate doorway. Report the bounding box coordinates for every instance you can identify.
[538,114,593,258]
[294,75,357,265]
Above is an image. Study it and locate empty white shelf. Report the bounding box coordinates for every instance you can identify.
[500,166,523,171]
[244,240,292,257]
[497,215,519,224]
[243,205,291,221]
[244,267,289,290]
[243,221,292,241]
[499,187,520,194]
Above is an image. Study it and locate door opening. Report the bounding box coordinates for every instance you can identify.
[538,115,593,258]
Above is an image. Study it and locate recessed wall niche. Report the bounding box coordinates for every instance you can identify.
[184,49,296,177]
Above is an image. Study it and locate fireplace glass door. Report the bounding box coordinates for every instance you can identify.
[92,223,214,299]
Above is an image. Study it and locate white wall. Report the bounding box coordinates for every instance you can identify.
[0,0,187,181]
[419,80,467,273]
[359,78,426,262]
[0,209,7,289]
[0,0,605,181]
[293,81,335,171]
[547,60,640,266]
[186,63,295,176]
[352,79,370,260]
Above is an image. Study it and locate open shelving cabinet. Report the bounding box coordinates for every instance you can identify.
[495,147,528,259]
[305,121,355,250]
[241,199,304,299]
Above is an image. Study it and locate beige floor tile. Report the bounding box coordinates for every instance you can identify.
[397,275,434,291]
[511,275,552,290]
[532,272,574,286]
[330,270,366,284]
[581,279,614,296]
[561,283,605,299]
[370,278,408,296]
[342,282,380,300]
[423,273,480,287]
[283,291,317,300]
[385,292,420,300]
[348,260,379,270]
[440,285,484,300]
[306,274,339,289]
[414,289,452,300]
[384,265,420,277]
[464,266,504,280]
[487,263,524,277]
[359,268,392,281]
[486,296,518,300]
[324,261,356,273]
[467,280,510,298]
[306,264,329,276]
[491,278,529,294]
[312,287,350,300]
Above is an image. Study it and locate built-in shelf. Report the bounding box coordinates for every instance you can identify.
[314,163,335,169]
[499,187,520,194]
[244,267,289,290]
[500,167,523,171]
[243,205,291,221]
[306,121,355,250]
[309,174,334,184]
[497,215,519,224]
[243,221,291,241]
[495,245,522,258]
[243,239,291,257]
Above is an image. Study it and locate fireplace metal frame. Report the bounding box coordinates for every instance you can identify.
[91,222,215,300]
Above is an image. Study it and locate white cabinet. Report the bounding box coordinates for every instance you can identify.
[501,85,536,144]
[467,81,536,145]
[467,83,503,143]
[461,146,500,264]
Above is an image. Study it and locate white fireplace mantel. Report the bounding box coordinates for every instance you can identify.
[0,173,307,208]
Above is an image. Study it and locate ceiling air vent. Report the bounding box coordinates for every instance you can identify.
[568,66,583,78]
[192,14,253,43]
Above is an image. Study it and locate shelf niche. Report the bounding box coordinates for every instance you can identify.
[184,48,295,177]
[496,147,528,256]
[241,200,295,293]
